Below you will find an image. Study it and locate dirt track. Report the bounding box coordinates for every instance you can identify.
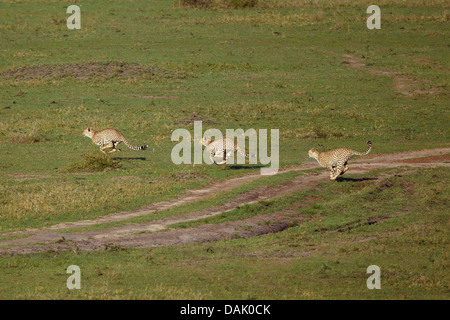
[341,53,447,97]
[0,147,449,255]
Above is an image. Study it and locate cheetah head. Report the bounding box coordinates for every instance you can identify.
[83,128,94,138]
[308,148,319,159]
[200,137,212,146]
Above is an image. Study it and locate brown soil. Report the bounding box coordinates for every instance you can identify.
[235,92,272,96]
[8,174,54,182]
[394,154,450,163]
[124,94,179,99]
[0,212,295,255]
[342,54,367,69]
[0,62,187,81]
[341,54,447,97]
[174,112,215,126]
[0,148,449,255]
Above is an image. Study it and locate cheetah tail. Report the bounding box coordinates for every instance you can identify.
[364,141,372,155]
[123,139,148,151]
[354,141,372,156]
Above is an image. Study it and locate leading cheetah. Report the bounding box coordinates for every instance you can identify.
[308,141,372,180]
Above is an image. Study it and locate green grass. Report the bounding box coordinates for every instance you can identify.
[0,0,448,299]
[0,167,448,299]
[0,0,448,232]
[52,168,307,234]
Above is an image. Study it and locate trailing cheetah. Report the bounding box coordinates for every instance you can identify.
[83,128,148,154]
[308,141,372,180]
[201,137,255,165]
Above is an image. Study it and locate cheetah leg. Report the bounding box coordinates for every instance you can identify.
[327,165,337,180]
[215,150,227,165]
[100,142,114,154]
[331,163,344,180]
[330,171,340,181]
[210,152,219,165]
[109,142,121,153]
[330,170,339,180]
[340,162,349,175]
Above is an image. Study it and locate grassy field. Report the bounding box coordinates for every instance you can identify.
[0,167,448,299]
[0,0,448,300]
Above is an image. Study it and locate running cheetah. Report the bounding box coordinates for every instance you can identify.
[308,141,372,180]
[201,137,255,165]
[83,128,148,154]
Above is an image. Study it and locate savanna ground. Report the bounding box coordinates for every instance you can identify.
[0,0,449,300]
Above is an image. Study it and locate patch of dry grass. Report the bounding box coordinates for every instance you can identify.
[176,0,258,9]
[185,11,449,27]
[65,154,122,172]
[8,131,43,144]
[280,126,351,140]
[0,105,90,144]
[0,175,173,226]
[181,4,448,26]
[176,0,450,10]
[0,118,49,144]
[185,11,329,26]
[0,104,153,145]
[0,62,187,82]
[305,105,368,121]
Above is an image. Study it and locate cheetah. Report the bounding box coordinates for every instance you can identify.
[200,137,255,165]
[83,128,148,154]
[308,141,372,180]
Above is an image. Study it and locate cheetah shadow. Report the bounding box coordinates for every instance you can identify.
[226,164,266,170]
[113,157,146,161]
[335,177,378,182]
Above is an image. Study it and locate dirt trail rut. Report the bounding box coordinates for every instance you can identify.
[341,53,448,97]
[0,148,449,255]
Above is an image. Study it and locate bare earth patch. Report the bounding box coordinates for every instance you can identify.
[174,112,216,126]
[0,148,449,255]
[235,91,272,96]
[341,54,448,97]
[7,174,54,182]
[124,94,179,99]
[0,62,187,81]
[394,154,450,164]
